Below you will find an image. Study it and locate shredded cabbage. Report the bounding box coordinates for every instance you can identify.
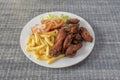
[41,14,70,20]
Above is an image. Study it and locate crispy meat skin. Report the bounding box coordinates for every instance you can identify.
[50,29,67,56]
[74,33,82,41]
[65,43,82,57]
[64,27,70,32]
[72,40,79,44]
[66,18,80,24]
[63,35,72,51]
[71,33,82,44]
[70,24,79,34]
[80,27,93,42]
[55,29,66,42]
[50,40,62,56]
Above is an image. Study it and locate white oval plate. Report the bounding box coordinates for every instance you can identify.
[20,11,95,68]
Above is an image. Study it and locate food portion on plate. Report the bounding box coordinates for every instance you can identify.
[25,14,93,64]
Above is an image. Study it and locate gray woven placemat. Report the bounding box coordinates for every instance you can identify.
[0,0,120,80]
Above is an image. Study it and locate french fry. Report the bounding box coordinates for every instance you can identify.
[47,54,65,64]
[46,46,50,56]
[51,36,54,44]
[26,46,31,52]
[34,32,40,44]
[27,38,35,47]
[30,44,45,51]
[26,34,31,45]
[44,30,58,36]
[32,50,40,60]
[31,38,35,46]
[39,51,46,55]
[44,37,53,46]
[39,47,46,55]
[38,55,49,60]
[40,34,50,37]
[39,37,45,45]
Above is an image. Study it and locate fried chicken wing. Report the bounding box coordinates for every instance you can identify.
[55,29,66,42]
[65,43,82,57]
[80,27,93,42]
[50,40,63,57]
[50,29,67,56]
[63,35,72,52]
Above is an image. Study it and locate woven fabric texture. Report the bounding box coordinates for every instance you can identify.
[0,0,120,80]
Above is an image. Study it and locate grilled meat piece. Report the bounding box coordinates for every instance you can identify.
[50,29,67,56]
[66,18,80,24]
[80,27,93,42]
[64,27,70,32]
[70,24,79,34]
[65,43,82,57]
[72,33,82,44]
[63,35,72,52]
[74,33,82,41]
[55,29,66,42]
[50,40,63,56]
[72,40,79,44]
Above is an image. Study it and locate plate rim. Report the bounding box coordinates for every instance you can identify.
[20,11,95,68]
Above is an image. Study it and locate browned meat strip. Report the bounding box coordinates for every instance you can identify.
[63,35,72,52]
[55,29,66,43]
[80,27,93,42]
[65,43,82,57]
[50,29,67,57]
[66,18,80,24]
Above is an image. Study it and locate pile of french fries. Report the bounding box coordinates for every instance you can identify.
[26,29,65,64]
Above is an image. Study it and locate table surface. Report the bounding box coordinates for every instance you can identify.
[0,0,120,80]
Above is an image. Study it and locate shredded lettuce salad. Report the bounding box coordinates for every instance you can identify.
[41,14,70,20]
